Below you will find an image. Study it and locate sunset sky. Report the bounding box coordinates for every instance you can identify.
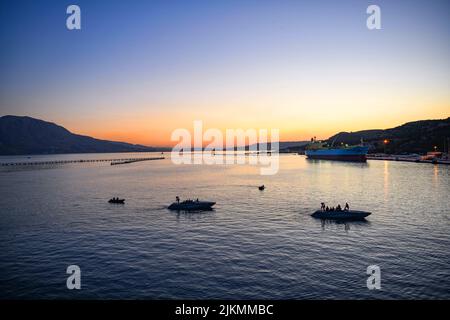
[0,0,449,146]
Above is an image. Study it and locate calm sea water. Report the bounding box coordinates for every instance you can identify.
[0,153,449,299]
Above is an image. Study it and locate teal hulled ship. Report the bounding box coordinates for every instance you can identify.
[305,139,369,162]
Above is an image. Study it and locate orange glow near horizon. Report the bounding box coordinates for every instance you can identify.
[47,82,450,147]
[59,102,449,147]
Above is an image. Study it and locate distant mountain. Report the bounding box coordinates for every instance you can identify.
[196,141,309,151]
[277,141,310,151]
[0,115,168,155]
[327,117,450,154]
[243,141,309,152]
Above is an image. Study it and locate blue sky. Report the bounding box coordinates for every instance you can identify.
[0,0,449,145]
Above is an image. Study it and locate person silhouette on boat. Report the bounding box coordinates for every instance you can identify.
[196,198,199,202]
[336,204,342,211]
[321,202,325,211]
[325,206,329,211]
[176,196,180,203]
[344,203,349,211]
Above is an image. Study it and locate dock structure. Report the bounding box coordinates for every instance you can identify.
[366,155,450,165]
[1,156,165,167]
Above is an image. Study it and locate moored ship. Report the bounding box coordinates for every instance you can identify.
[305,139,369,162]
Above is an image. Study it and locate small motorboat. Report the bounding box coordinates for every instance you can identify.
[311,209,371,220]
[168,200,215,211]
[108,198,125,204]
[258,185,265,191]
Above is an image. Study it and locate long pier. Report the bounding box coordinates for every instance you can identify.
[111,157,164,165]
[1,156,165,167]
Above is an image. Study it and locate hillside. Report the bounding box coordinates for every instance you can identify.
[0,115,165,155]
[327,117,450,154]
